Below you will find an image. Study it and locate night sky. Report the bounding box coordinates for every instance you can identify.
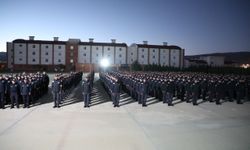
[0,0,249,55]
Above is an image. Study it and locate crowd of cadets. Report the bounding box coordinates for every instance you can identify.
[0,72,49,109]
[51,72,83,108]
[99,71,250,107]
[82,71,94,107]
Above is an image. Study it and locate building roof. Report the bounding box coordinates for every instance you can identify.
[12,39,127,47]
[79,42,127,47]
[136,44,182,50]
[13,39,66,44]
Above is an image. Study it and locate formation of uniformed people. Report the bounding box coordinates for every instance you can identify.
[82,71,94,108]
[100,72,121,107]
[0,72,49,109]
[100,71,250,107]
[52,72,82,108]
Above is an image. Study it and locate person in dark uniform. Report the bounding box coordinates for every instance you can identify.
[161,80,168,104]
[215,80,224,105]
[20,79,31,108]
[0,75,6,109]
[112,79,120,107]
[82,78,91,108]
[52,77,63,108]
[236,79,245,104]
[10,80,19,108]
[166,79,174,106]
[140,79,148,107]
[191,80,199,105]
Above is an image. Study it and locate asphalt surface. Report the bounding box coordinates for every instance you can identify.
[0,74,250,150]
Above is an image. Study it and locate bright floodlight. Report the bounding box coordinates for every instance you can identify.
[100,58,110,68]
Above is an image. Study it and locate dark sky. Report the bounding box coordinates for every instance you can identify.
[0,0,249,55]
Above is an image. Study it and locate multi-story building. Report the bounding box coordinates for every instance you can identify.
[128,41,184,68]
[7,36,184,72]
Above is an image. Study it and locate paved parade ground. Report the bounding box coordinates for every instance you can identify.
[0,74,250,150]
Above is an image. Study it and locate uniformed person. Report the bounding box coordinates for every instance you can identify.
[52,77,63,108]
[20,79,31,108]
[10,80,19,108]
[112,79,120,107]
[0,76,6,109]
[82,78,91,108]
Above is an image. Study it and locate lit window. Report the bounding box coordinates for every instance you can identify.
[70,59,73,63]
[33,45,36,48]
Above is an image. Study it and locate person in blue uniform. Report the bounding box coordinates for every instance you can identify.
[52,77,62,108]
[20,79,31,108]
[10,80,19,108]
[82,78,91,108]
[112,79,120,107]
[0,75,7,109]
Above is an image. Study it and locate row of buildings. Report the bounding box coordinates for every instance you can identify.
[7,36,185,72]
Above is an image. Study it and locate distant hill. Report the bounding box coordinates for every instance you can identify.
[186,51,250,64]
[0,52,6,61]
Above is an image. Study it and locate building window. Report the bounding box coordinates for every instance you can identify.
[141,55,144,58]
[173,63,176,66]
[131,59,133,62]
[45,52,48,55]
[163,50,166,53]
[58,59,61,63]
[19,58,22,61]
[33,45,36,48]
[19,44,22,47]
[32,52,36,55]
[19,51,22,54]
[108,48,110,51]
[58,46,61,49]
[153,55,155,58]
[163,56,165,59]
[58,53,61,56]
[70,59,73,63]
[96,47,98,50]
[131,53,133,55]
[70,46,74,50]
[96,54,98,57]
[46,45,49,49]
[119,54,122,58]
[173,56,175,59]
[142,49,144,52]
[70,52,73,57]
[108,55,110,57]
[84,47,86,50]
[153,49,155,52]
[119,48,122,51]
[45,59,48,62]
[32,59,36,62]
[83,53,86,56]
